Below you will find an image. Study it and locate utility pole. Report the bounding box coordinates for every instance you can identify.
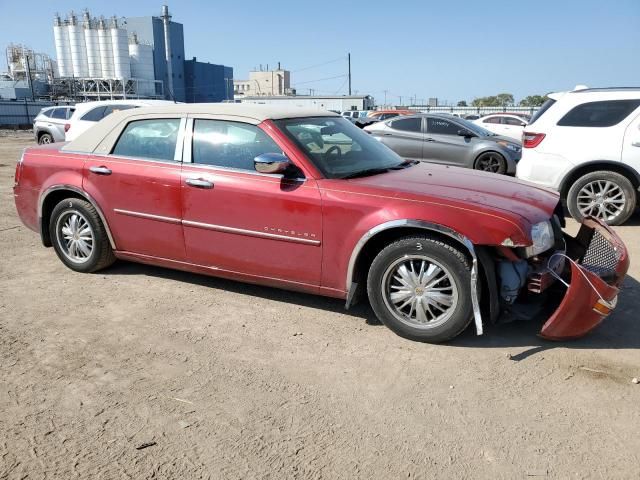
[398,95,403,106]
[383,89,388,105]
[24,54,35,101]
[348,53,351,96]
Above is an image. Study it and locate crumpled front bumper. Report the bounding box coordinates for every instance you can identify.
[539,218,629,340]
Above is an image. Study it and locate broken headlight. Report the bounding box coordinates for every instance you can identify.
[526,220,554,257]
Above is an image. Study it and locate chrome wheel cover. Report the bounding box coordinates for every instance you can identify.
[39,135,51,144]
[577,180,626,222]
[55,210,94,264]
[477,153,502,173]
[381,255,459,329]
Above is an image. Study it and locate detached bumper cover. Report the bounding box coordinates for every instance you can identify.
[539,218,629,340]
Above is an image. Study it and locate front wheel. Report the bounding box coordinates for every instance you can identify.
[566,171,636,226]
[367,236,473,343]
[50,198,116,273]
[474,151,507,174]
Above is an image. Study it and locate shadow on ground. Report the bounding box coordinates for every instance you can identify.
[103,261,640,356]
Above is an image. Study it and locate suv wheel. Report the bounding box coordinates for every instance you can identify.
[367,236,473,343]
[38,133,53,144]
[50,198,116,273]
[567,171,637,226]
[474,152,507,174]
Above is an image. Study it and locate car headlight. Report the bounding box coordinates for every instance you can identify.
[496,140,521,153]
[526,220,554,256]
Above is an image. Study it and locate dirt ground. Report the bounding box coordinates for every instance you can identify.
[1,130,639,479]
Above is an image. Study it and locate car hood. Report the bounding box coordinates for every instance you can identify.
[345,163,559,224]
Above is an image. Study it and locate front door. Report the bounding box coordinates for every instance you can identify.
[622,111,640,173]
[180,118,323,290]
[83,116,186,261]
[423,116,470,166]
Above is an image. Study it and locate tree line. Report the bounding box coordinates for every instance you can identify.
[456,93,549,108]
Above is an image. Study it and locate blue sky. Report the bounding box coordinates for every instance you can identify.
[1,0,638,104]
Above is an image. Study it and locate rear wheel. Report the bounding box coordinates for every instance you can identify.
[567,171,636,226]
[50,198,116,273]
[367,236,473,343]
[474,151,507,174]
[38,132,53,145]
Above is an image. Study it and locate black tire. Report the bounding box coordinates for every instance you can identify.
[367,236,473,343]
[566,170,636,226]
[49,198,116,273]
[38,132,54,145]
[474,151,507,174]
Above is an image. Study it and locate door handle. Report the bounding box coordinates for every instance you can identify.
[89,166,112,175]
[185,178,214,189]
[632,141,640,147]
[425,138,435,142]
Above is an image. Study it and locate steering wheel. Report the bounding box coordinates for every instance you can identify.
[326,145,342,157]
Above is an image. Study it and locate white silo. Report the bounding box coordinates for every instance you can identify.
[110,17,130,79]
[129,33,155,96]
[67,12,89,77]
[53,13,72,77]
[83,11,102,77]
[97,18,114,78]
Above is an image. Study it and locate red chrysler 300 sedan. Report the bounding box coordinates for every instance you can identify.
[13,104,629,342]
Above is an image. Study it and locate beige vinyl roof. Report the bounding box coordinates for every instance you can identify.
[63,103,338,153]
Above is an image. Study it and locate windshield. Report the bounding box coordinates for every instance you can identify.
[275,116,405,179]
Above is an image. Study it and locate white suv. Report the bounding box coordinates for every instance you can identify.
[517,87,640,225]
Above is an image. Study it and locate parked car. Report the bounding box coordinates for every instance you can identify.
[517,87,640,225]
[13,105,628,343]
[33,105,75,144]
[473,113,528,141]
[65,99,175,141]
[365,114,522,174]
[367,109,414,121]
[341,110,369,121]
[463,114,481,121]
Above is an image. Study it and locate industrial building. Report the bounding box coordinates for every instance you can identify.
[238,95,374,112]
[0,5,235,102]
[234,66,292,98]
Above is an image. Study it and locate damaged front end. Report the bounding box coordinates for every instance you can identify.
[481,217,629,340]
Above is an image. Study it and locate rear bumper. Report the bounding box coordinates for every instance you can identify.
[539,218,629,340]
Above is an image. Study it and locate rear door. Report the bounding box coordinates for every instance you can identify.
[423,117,470,166]
[381,117,424,161]
[83,115,187,260]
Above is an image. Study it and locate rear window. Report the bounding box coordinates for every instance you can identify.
[50,108,67,119]
[390,117,422,132]
[81,106,107,122]
[557,100,640,127]
[528,98,556,126]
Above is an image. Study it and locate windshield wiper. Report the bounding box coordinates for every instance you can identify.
[390,159,419,169]
[341,167,391,179]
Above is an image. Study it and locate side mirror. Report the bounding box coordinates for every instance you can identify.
[254,152,290,174]
[457,129,475,137]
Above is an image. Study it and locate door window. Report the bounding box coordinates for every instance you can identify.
[81,106,107,122]
[427,117,460,135]
[390,117,422,132]
[557,100,640,127]
[503,116,525,125]
[192,119,283,171]
[112,118,182,161]
[482,116,502,124]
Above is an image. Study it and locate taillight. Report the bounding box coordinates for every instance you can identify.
[64,123,70,132]
[523,132,546,148]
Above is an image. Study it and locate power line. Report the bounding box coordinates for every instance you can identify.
[292,74,348,86]
[290,56,346,73]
